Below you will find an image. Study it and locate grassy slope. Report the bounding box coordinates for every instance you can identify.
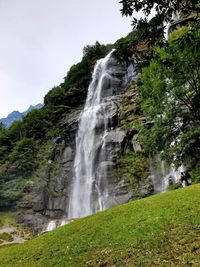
[0,185,200,267]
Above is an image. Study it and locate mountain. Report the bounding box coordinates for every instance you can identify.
[0,103,43,127]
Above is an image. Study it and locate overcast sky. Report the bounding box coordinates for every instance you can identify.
[0,0,134,118]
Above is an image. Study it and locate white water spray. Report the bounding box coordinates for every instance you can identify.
[150,156,185,193]
[46,221,57,232]
[68,50,115,218]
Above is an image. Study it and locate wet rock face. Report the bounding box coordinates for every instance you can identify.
[24,60,138,232]
[100,59,128,98]
[33,190,48,212]
[95,96,120,128]
[82,60,135,209]
[29,110,79,224]
[18,213,49,234]
[104,128,126,144]
[61,147,73,164]
[43,145,75,217]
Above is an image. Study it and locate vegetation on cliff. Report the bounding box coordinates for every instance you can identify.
[0,184,199,266]
[138,24,200,178]
[116,1,200,184]
[0,42,112,208]
[120,0,199,32]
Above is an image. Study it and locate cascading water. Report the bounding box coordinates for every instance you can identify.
[150,156,185,193]
[46,220,57,232]
[68,50,115,219]
[45,218,75,232]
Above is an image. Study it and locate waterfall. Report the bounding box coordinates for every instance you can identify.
[44,218,75,232]
[46,221,57,232]
[150,156,185,193]
[68,50,115,219]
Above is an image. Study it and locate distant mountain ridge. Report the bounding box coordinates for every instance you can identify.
[0,103,43,127]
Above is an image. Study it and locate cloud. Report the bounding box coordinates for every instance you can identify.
[0,0,132,117]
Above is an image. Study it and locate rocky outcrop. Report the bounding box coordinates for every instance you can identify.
[20,58,155,233]
[17,213,48,234]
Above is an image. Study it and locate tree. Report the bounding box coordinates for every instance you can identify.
[139,24,200,169]
[83,41,113,59]
[0,122,5,132]
[120,0,199,25]
[114,24,164,68]
[119,0,199,41]
[22,108,51,140]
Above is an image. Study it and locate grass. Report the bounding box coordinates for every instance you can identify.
[0,212,16,228]
[0,233,14,242]
[0,184,200,266]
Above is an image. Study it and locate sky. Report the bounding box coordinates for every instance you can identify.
[0,0,133,118]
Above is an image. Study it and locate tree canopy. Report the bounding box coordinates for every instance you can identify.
[138,24,200,169]
[120,0,199,23]
[119,0,199,40]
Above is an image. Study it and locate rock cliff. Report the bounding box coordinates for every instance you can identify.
[18,55,172,233]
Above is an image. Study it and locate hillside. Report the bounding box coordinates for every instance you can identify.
[0,184,199,267]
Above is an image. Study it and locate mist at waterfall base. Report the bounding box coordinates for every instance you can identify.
[150,157,185,193]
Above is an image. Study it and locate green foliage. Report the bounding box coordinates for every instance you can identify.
[0,178,34,208]
[7,138,36,178]
[47,160,61,198]
[0,233,13,242]
[0,133,10,161]
[0,121,24,161]
[0,41,113,208]
[64,58,90,88]
[120,0,199,30]
[114,20,166,69]
[139,25,200,169]
[114,29,153,68]
[43,86,65,106]
[0,184,200,266]
[119,0,199,62]
[21,108,51,140]
[0,138,39,207]
[117,152,150,184]
[0,123,5,132]
[44,42,112,108]
[167,180,182,191]
[0,137,37,205]
[83,41,113,59]
[190,161,200,183]
[0,212,16,228]
[114,31,138,61]
[119,81,142,129]
[63,42,112,95]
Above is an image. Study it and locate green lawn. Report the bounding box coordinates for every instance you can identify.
[0,184,200,266]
